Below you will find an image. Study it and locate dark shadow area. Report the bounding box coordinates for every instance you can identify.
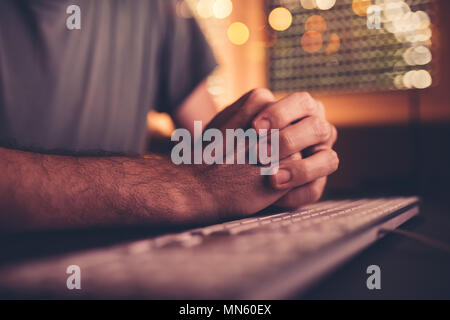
[326,122,450,199]
[300,199,450,299]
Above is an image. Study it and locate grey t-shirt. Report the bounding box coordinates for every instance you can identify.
[0,0,216,155]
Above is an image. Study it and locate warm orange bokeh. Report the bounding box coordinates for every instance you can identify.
[325,33,341,55]
[301,30,323,53]
[149,0,450,134]
[305,15,327,34]
[352,0,372,17]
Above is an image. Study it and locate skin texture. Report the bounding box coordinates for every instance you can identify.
[0,83,338,233]
[251,91,338,208]
[201,88,338,215]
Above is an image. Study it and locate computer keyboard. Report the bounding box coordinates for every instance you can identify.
[128,197,417,253]
[0,197,419,299]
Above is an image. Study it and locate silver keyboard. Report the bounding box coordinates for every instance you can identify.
[0,197,419,299]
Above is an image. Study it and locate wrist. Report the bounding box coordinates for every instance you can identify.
[120,157,220,226]
[180,164,220,223]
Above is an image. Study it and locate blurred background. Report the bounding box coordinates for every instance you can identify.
[148,0,450,200]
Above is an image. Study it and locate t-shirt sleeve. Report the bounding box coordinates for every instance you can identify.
[156,1,218,115]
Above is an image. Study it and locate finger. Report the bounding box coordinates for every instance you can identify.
[278,115,332,159]
[252,92,320,132]
[269,149,339,190]
[330,123,338,146]
[316,100,326,119]
[255,139,302,165]
[205,89,275,163]
[222,88,275,132]
[302,124,338,157]
[287,152,302,161]
[274,177,327,208]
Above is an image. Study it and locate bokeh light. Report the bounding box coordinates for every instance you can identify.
[378,0,432,46]
[412,70,432,89]
[213,0,233,19]
[394,74,405,89]
[301,30,323,53]
[316,0,336,11]
[402,70,432,89]
[383,1,410,22]
[352,0,372,17]
[305,15,327,34]
[403,46,432,66]
[268,7,293,31]
[300,0,317,10]
[196,0,214,19]
[402,70,415,89]
[414,27,432,42]
[325,33,340,55]
[279,0,299,10]
[415,10,431,29]
[227,22,250,45]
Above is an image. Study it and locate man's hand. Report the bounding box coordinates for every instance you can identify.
[252,92,338,209]
[198,88,338,219]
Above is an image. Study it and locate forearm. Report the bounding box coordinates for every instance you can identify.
[0,147,212,233]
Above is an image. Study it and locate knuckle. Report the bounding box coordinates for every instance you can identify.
[266,105,288,128]
[294,91,312,101]
[245,88,274,118]
[248,88,273,101]
[312,116,331,141]
[294,92,315,113]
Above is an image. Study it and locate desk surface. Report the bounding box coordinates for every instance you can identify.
[1,198,450,299]
[301,199,450,299]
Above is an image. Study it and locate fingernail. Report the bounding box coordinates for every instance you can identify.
[275,169,291,185]
[255,118,271,134]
